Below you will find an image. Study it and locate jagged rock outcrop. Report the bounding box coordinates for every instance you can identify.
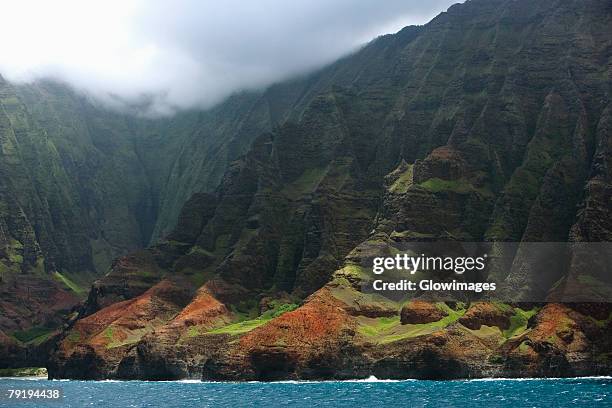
[401,301,448,325]
[458,303,513,330]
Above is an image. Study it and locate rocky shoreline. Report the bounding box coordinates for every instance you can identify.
[46,291,611,381]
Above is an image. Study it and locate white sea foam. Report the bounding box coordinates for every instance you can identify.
[345,375,405,383]
[4,375,609,384]
[465,376,612,382]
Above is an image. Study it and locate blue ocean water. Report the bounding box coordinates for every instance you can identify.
[0,377,610,408]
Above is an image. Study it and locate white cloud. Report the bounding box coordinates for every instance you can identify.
[0,0,457,115]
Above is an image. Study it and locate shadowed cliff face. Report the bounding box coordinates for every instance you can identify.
[0,80,307,363]
[6,0,612,378]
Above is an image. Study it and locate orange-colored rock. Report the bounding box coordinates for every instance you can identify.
[52,280,192,378]
[498,304,611,377]
[168,288,231,329]
[400,301,447,324]
[240,287,353,351]
[459,302,513,330]
[514,303,585,352]
[198,287,358,380]
[71,280,187,341]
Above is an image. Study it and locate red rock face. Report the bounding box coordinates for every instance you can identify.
[197,288,357,381]
[500,303,610,377]
[240,288,354,350]
[169,289,231,329]
[458,303,514,330]
[401,301,448,324]
[50,280,193,379]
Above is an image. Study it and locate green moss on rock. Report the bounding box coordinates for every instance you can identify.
[0,367,47,377]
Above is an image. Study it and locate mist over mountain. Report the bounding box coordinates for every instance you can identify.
[0,0,455,115]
